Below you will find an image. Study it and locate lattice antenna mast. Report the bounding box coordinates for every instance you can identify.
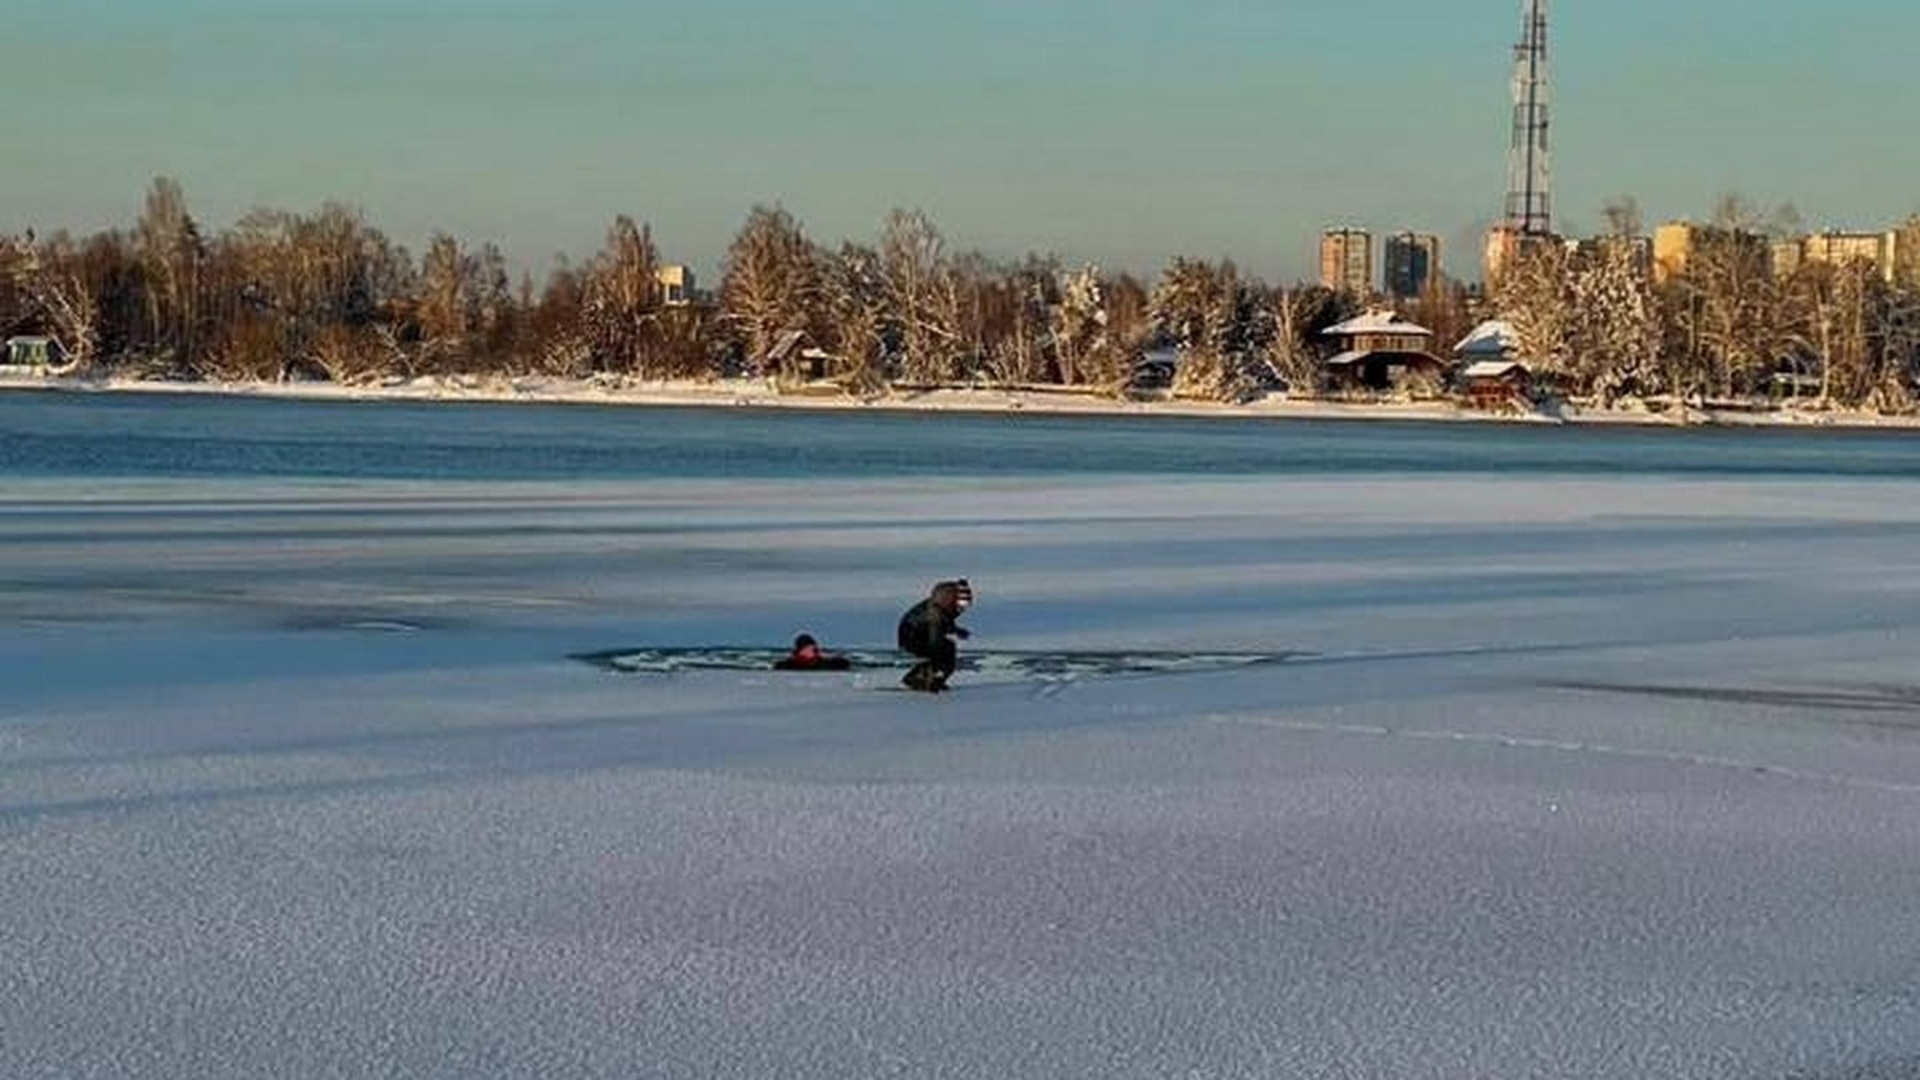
[1504,0,1552,236]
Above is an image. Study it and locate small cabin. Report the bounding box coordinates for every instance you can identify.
[1460,360,1533,410]
[763,329,840,388]
[1130,346,1179,393]
[5,335,67,368]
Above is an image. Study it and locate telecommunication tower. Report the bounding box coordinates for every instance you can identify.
[1504,0,1552,236]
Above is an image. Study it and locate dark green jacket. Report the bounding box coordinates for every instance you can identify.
[897,597,963,656]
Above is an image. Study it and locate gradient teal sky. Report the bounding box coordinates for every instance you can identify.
[6,0,1916,282]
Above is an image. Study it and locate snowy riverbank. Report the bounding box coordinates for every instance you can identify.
[4,369,1917,430]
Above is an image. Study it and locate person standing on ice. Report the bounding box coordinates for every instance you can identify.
[896,579,972,691]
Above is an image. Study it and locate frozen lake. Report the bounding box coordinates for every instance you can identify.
[5,392,1920,1078]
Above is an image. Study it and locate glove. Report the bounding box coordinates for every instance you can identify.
[953,627,971,639]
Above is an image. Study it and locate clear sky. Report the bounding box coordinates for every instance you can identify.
[6,0,1917,284]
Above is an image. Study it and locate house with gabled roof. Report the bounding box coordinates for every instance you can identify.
[1451,320,1533,409]
[1454,319,1519,362]
[762,328,840,387]
[1319,311,1446,394]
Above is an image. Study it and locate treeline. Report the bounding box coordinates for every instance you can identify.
[6,179,1920,410]
[1496,199,1920,411]
[0,178,1370,401]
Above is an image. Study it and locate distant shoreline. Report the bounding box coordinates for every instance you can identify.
[4,371,1917,432]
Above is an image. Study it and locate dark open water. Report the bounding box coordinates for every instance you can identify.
[2,388,1918,481]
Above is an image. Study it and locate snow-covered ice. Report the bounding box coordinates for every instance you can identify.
[6,472,1920,1078]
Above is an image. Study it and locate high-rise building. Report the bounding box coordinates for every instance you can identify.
[1384,233,1442,298]
[1651,223,1696,283]
[1481,225,1557,286]
[1652,222,1770,286]
[1320,228,1373,295]
[1798,231,1900,282]
[1770,238,1805,278]
[1568,234,1654,275]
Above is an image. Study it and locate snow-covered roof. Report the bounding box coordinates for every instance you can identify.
[1323,348,1443,369]
[1462,360,1528,379]
[1322,311,1432,338]
[1454,320,1518,356]
[764,329,809,362]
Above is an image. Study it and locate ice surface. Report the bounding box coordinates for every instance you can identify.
[6,473,1920,1078]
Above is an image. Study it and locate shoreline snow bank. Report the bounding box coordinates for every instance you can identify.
[2,371,1915,430]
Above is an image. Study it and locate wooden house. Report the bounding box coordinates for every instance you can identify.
[1319,311,1446,394]
[1460,360,1533,410]
[762,329,840,389]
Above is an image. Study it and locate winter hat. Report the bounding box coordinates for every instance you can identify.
[937,579,973,610]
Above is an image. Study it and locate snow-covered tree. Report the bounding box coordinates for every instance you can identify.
[1051,265,1109,388]
[1874,283,1920,411]
[1685,239,1777,397]
[208,204,412,381]
[1267,285,1351,396]
[1894,214,1920,291]
[1665,194,1804,398]
[518,260,581,377]
[1104,273,1151,358]
[1785,259,1920,410]
[33,266,99,374]
[973,256,1054,387]
[0,234,34,336]
[578,216,661,375]
[1495,242,1576,386]
[721,205,819,377]
[417,232,475,362]
[1152,259,1269,402]
[135,177,205,366]
[822,242,889,395]
[880,209,959,384]
[1569,242,1661,404]
[1151,258,1220,353]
